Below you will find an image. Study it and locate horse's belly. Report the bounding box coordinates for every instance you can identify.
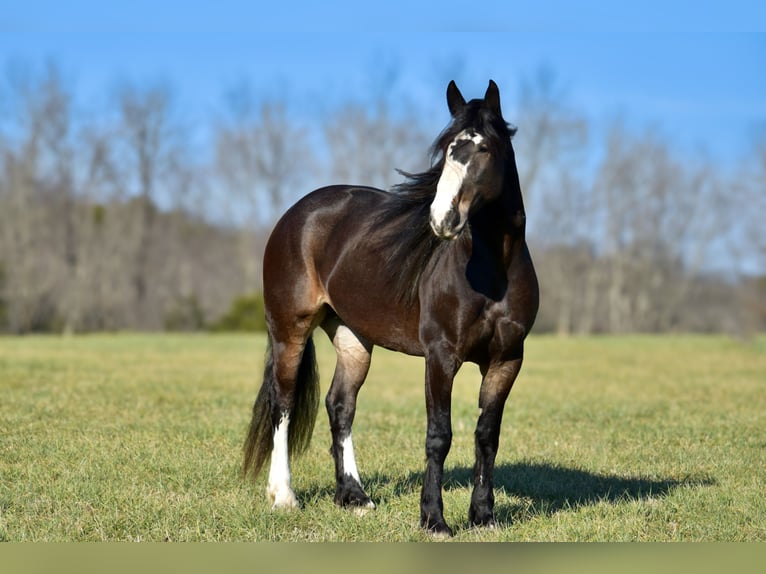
[321,259,424,356]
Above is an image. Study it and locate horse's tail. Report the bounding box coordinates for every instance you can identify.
[242,334,320,481]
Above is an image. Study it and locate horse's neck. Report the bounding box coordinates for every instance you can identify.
[471,190,527,270]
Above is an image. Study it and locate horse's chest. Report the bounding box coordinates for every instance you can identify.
[485,304,528,353]
[459,301,528,364]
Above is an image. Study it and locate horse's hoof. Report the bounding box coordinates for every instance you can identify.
[267,485,299,510]
[429,528,453,540]
[422,519,453,539]
[471,520,496,530]
[335,485,376,512]
[469,507,496,529]
[351,500,376,517]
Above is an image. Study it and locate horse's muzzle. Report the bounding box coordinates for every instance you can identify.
[429,209,465,240]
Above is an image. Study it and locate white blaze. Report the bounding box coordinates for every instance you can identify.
[432,154,468,228]
[431,130,485,231]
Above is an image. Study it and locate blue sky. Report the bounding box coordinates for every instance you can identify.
[1,1,765,167]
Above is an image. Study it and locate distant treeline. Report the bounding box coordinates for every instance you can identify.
[0,64,763,334]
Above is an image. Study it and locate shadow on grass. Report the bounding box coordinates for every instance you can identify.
[299,461,714,528]
[443,462,714,527]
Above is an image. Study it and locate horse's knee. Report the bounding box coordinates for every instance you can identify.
[325,385,356,431]
[425,427,452,461]
[475,411,501,452]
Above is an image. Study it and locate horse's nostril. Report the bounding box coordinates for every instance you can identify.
[429,215,440,234]
[447,209,461,230]
[429,207,466,240]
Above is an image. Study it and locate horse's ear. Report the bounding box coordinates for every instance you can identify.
[446,80,465,117]
[484,80,501,115]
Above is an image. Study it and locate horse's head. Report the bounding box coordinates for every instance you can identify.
[429,80,516,240]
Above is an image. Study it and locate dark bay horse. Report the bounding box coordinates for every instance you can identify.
[243,80,539,537]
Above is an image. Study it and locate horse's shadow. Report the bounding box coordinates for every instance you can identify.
[442,462,713,527]
[300,461,713,529]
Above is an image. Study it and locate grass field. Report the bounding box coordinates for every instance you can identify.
[0,333,764,541]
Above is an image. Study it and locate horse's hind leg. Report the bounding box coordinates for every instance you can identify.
[322,315,375,510]
[265,335,308,509]
[264,314,322,510]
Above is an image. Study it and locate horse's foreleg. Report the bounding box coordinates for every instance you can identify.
[469,357,522,527]
[420,349,458,537]
[323,319,375,510]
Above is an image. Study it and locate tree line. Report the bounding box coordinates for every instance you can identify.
[0,63,763,335]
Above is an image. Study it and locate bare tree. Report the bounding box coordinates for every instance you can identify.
[214,91,316,292]
[733,134,766,335]
[589,123,737,332]
[0,64,78,332]
[515,67,590,334]
[63,125,121,331]
[323,101,431,190]
[113,82,185,328]
[515,66,587,201]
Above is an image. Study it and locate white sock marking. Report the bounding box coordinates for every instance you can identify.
[341,433,375,510]
[341,433,361,483]
[267,413,298,509]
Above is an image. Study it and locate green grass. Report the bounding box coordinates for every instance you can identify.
[0,333,764,541]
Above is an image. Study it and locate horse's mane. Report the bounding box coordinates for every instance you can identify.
[369,102,517,307]
[369,165,449,307]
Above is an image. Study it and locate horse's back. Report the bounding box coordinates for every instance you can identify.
[264,185,386,275]
[264,184,381,286]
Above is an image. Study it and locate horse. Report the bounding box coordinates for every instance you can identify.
[243,80,539,537]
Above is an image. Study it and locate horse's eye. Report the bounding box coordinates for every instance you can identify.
[477,145,489,153]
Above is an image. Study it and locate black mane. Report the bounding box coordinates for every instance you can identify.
[368,100,517,306]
